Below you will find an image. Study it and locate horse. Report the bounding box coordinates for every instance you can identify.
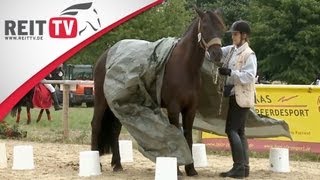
[11,84,52,124]
[91,7,226,176]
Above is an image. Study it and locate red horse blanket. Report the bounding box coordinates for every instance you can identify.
[32,84,52,109]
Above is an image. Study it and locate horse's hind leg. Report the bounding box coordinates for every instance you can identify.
[91,48,123,172]
[91,50,109,153]
[37,109,44,123]
[45,109,51,121]
[182,108,198,176]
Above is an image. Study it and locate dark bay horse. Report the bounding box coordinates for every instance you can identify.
[91,8,225,176]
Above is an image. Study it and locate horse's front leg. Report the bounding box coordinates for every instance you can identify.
[167,104,183,176]
[45,109,51,121]
[182,107,198,176]
[37,109,44,123]
[16,107,22,123]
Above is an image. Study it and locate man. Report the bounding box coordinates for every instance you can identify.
[218,20,257,178]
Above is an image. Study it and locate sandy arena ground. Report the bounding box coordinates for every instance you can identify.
[0,139,320,180]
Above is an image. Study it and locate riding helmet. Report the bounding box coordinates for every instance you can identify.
[227,20,251,34]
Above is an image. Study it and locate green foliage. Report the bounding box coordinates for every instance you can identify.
[0,122,27,139]
[249,0,320,84]
[68,0,192,65]
[193,0,320,84]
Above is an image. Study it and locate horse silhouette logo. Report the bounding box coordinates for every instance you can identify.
[49,2,101,38]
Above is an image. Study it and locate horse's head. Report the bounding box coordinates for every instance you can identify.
[195,7,226,63]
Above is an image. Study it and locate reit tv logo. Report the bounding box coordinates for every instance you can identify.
[3,2,101,40]
[49,2,101,38]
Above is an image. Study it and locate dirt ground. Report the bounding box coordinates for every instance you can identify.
[0,140,320,180]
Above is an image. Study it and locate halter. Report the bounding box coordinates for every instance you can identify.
[197,20,222,50]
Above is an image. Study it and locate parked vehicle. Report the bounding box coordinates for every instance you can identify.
[64,64,94,107]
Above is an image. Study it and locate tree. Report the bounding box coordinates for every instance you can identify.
[249,0,320,84]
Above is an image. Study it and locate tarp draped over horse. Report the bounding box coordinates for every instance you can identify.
[104,38,192,165]
[104,37,291,165]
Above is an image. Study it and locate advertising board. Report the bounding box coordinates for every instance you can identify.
[202,85,320,153]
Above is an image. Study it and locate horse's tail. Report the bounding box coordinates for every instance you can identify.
[11,106,18,117]
[91,48,121,155]
[97,107,121,155]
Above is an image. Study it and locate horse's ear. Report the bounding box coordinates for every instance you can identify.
[194,5,204,18]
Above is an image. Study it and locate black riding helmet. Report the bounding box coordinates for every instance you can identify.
[227,20,251,35]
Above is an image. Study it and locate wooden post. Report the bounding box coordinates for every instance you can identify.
[62,84,70,139]
[196,130,203,143]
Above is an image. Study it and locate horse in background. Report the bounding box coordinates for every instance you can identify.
[10,65,64,124]
[91,7,225,176]
[10,88,34,124]
[11,83,52,124]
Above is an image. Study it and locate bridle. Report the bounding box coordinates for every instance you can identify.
[197,20,222,51]
[197,16,225,116]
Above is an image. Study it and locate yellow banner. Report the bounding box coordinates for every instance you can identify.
[203,85,320,143]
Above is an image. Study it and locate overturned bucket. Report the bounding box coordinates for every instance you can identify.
[119,140,133,162]
[78,151,101,177]
[269,148,290,172]
[155,157,177,180]
[0,143,7,169]
[192,143,208,167]
[12,145,35,170]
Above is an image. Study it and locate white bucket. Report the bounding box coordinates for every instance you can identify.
[79,151,101,177]
[269,148,290,172]
[12,145,35,170]
[119,140,133,162]
[192,143,208,167]
[155,157,177,180]
[0,143,7,168]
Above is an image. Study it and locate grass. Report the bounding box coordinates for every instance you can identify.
[3,106,320,162]
[4,105,94,144]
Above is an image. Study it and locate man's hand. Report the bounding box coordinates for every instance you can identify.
[218,67,231,76]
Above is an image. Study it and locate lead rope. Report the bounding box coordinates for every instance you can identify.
[211,63,224,115]
[213,47,235,115]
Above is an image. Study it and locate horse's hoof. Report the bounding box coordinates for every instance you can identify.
[113,164,123,172]
[185,166,198,176]
[186,169,198,176]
